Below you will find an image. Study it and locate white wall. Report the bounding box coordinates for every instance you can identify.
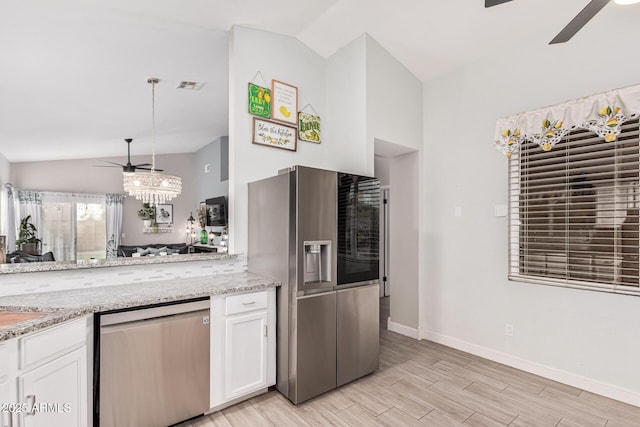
[229,26,329,253]
[374,155,390,186]
[389,151,420,329]
[422,31,640,403]
[365,35,423,334]
[9,154,197,246]
[366,36,423,154]
[325,35,368,176]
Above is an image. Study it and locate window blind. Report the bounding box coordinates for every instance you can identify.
[509,120,640,290]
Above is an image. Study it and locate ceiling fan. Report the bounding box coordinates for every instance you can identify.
[485,0,638,44]
[94,138,162,173]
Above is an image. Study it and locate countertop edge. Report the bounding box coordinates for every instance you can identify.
[0,252,236,275]
[0,274,281,342]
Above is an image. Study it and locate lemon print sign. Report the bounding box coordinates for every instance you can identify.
[248,83,271,118]
[271,79,298,125]
[252,118,297,152]
[298,112,321,143]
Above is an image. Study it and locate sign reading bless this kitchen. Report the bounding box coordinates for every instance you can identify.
[253,118,297,151]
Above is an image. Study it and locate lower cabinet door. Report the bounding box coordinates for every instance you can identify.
[0,380,12,427]
[18,346,87,427]
[224,311,268,400]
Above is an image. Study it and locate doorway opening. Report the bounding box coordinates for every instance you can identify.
[374,138,419,337]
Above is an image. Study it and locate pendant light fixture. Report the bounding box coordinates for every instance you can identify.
[123,77,182,205]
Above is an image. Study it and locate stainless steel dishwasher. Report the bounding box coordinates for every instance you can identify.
[98,299,210,427]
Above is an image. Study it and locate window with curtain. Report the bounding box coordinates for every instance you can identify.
[40,193,108,261]
[509,119,640,290]
[5,189,122,262]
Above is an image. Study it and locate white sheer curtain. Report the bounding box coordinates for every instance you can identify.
[3,185,44,253]
[4,184,21,251]
[105,194,124,258]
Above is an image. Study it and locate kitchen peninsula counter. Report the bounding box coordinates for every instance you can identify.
[0,272,280,342]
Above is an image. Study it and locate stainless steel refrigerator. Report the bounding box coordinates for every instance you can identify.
[248,165,380,405]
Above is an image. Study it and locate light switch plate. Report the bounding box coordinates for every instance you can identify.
[454,206,462,217]
[494,204,507,217]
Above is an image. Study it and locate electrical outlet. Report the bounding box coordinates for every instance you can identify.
[505,324,514,337]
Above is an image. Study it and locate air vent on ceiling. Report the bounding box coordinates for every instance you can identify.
[176,81,206,90]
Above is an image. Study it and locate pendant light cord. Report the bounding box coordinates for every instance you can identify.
[148,77,159,172]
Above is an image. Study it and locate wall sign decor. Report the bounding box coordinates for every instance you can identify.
[271,79,298,125]
[155,204,173,224]
[298,104,321,143]
[253,118,297,151]
[248,83,271,118]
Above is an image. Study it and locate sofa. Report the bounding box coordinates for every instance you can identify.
[6,251,55,263]
[117,243,189,257]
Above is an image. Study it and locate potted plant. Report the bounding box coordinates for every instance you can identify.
[16,215,41,255]
[138,203,156,227]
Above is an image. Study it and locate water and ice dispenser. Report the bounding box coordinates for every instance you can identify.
[303,240,332,285]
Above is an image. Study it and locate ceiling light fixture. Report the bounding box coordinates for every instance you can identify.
[123,77,182,205]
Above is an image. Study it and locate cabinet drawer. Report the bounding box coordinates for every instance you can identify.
[19,317,87,370]
[226,291,268,315]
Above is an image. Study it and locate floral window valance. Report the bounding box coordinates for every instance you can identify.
[494,84,640,157]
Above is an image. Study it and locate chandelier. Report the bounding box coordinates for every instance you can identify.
[123,77,182,205]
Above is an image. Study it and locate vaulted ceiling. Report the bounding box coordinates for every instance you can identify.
[1,0,638,162]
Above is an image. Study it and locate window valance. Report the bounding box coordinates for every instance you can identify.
[494,83,640,157]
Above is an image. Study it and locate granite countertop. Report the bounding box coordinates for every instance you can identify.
[0,272,280,342]
[0,252,235,275]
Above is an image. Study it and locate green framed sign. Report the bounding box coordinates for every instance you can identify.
[248,83,271,118]
[298,112,321,143]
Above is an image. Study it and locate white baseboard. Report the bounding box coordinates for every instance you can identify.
[387,317,420,339]
[421,330,640,408]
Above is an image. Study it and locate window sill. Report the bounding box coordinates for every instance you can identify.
[509,274,640,297]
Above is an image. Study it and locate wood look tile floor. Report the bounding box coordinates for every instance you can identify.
[180,298,640,426]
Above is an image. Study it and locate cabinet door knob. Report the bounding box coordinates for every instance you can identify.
[25,394,36,416]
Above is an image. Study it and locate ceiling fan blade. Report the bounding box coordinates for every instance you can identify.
[132,163,152,167]
[485,0,513,7]
[93,164,122,168]
[549,0,611,44]
[135,166,164,172]
[98,160,126,167]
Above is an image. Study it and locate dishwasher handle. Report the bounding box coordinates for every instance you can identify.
[100,299,210,327]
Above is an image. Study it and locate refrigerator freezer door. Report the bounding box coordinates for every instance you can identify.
[337,284,380,387]
[294,291,337,404]
[296,166,337,294]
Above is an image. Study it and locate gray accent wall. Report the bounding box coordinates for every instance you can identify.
[194,136,229,207]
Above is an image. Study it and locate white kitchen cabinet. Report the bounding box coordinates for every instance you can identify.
[224,311,268,399]
[19,346,87,427]
[0,381,10,427]
[210,288,276,411]
[0,316,91,427]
